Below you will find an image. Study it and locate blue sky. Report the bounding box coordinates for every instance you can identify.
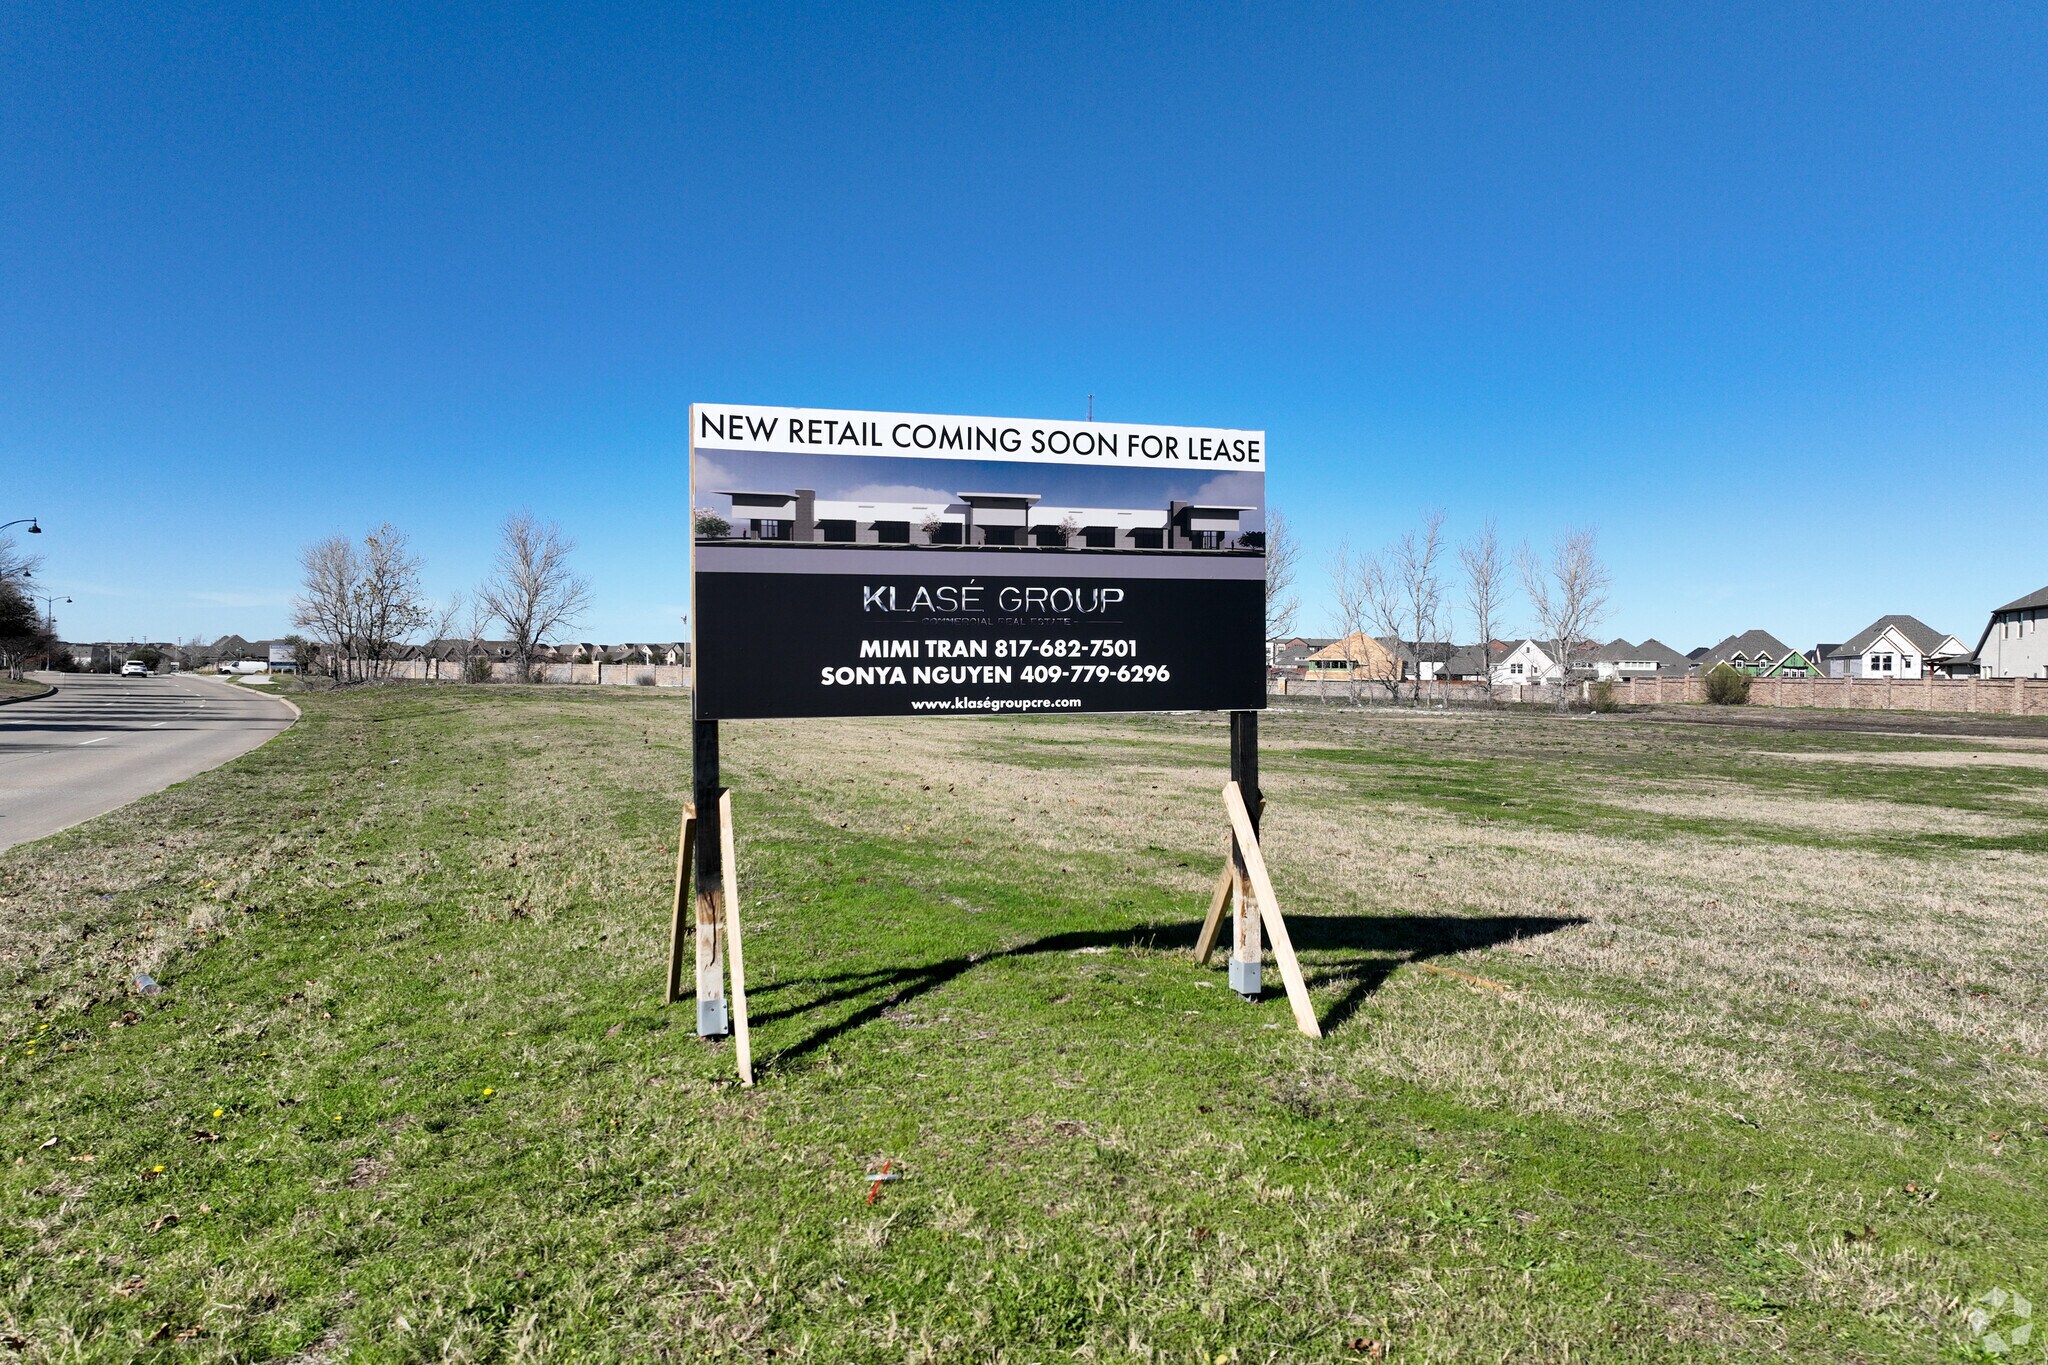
[5,4,2042,651]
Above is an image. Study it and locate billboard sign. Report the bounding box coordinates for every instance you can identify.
[267,643,297,670]
[691,404,1267,720]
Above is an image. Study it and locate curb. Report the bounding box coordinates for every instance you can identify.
[198,674,303,720]
[0,683,57,707]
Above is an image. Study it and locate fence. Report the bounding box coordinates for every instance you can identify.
[1270,677,1570,707]
[366,659,691,688]
[1608,673,2048,717]
[1271,672,2048,717]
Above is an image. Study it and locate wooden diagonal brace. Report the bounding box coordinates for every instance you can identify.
[1193,838,1234,966]
[1222,782,1322,1039]
[718,789,754,1087]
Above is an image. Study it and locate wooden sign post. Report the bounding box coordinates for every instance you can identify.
[690,716,727,1039]
[1193,711,1320,1038]
[665,715,755,1085]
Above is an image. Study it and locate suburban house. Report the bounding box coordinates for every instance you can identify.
[1440,642,1503,682]
[1823,616,1967,679]
[1394,639,1460,681]
[1694,630,1820,677]
[1491,639,1564,685]
[1301,633,1398,681]
[1267,636,1337,668]
[1588,638,1691,679]
[1965,584,2048,679]
[709,489,1256,551]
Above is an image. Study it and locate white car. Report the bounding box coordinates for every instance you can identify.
[120,661,150,677]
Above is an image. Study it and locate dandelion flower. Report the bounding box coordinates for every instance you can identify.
[482,1087,495,1096]
[151,1165,165,1173]
[212,1108,224,1118]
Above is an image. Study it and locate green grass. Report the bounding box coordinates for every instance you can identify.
[3,687,2045,1361]
[0,678,51,701]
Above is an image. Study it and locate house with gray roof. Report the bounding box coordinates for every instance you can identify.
[1386,638,1461,680]
[1694,630,1820,677]
[1588,638,1691,679]
[1965,585,2048,679]
[1440,643,1501,681]
[1823,615,1967,679]
[1267,636,1337,669]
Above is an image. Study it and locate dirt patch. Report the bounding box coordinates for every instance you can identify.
[1632,705,2048,743]
[1766,749,2048,771]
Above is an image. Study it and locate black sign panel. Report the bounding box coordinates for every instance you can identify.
[690,404,1267,721]
[696,565,1264,719]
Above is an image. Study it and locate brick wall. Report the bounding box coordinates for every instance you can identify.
[371,659,690,688]
[1610,674,2048,716]
[1271,678,1570,707]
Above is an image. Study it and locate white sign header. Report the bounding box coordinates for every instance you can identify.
[692,404,1264,472]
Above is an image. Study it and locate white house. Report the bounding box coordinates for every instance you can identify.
[1823,616,1967,679]
[1491,639,1563,686]
[1968,585,2048,679]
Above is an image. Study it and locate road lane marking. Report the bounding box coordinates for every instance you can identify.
[78,737,109,746]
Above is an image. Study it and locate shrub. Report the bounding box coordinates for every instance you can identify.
[1703,664,1751,705]
[1588,679,1619,713]
[465,653,494,684]
[694,511,731,539]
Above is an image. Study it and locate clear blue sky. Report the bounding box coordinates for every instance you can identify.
[5,4,2042,651]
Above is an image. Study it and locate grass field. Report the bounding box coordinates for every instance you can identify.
[3,685,2045,1362]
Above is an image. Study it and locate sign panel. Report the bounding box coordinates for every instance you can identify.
[267,643,296,669]
[691,404,1267,720]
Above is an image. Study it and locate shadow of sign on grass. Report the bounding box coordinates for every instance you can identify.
[738,912,1586,1072]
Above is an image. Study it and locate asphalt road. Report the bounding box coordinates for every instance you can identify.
[0,673,295,854]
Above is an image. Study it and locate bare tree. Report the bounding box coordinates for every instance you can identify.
[1517,528,1611,709]
[0,533,41,594]
[1262,506,1300,641]
[1458,518,1508,702]
[356,526,432,677]
[290,524,432,683]
[293,534,358,680]
[1318,540,1400,703]
[459,594,493,683]
[477,513,592,680]
[1390,510,1448,703]
[1335,512,1447,705]
[1327,542,1378,706]
[427,592,464,680]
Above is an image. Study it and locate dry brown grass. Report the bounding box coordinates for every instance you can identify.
[7,689,2043,1361]
[724,709,2048,1129]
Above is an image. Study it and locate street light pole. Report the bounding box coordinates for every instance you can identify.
[37,594,71,633]
[0,519,42,535]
